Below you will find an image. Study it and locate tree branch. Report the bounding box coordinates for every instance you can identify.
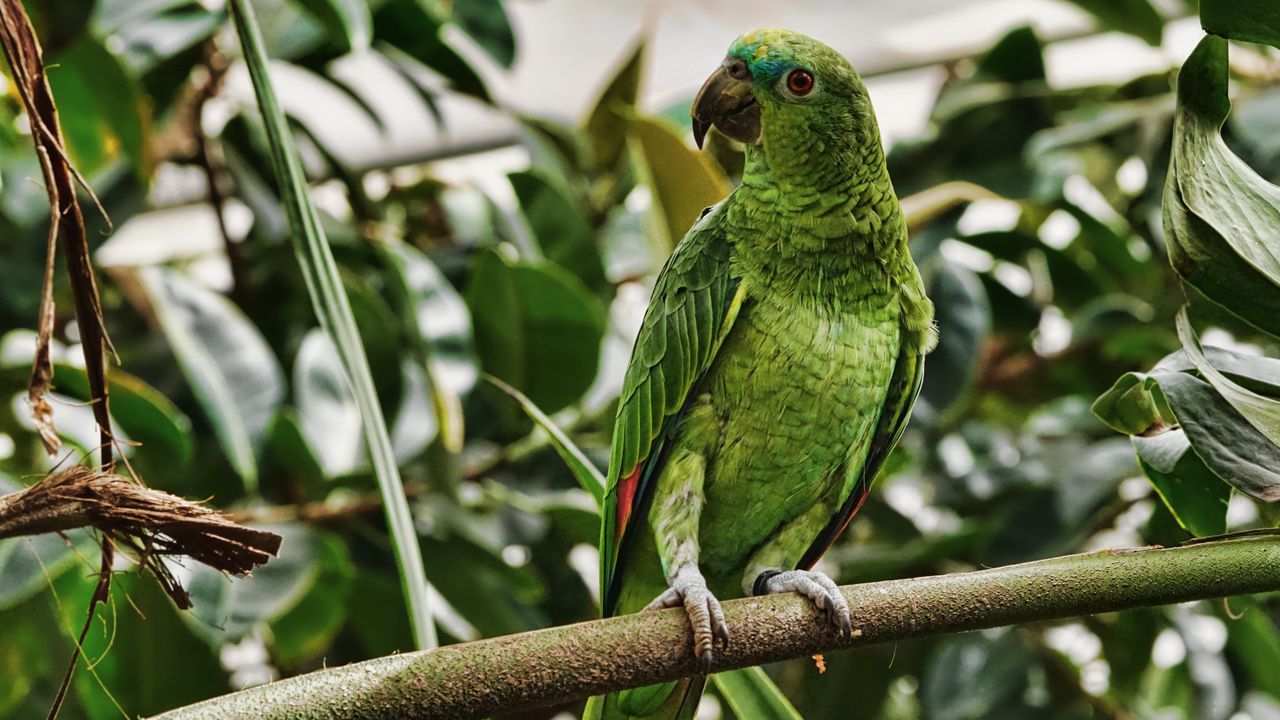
[150,536,1280,720]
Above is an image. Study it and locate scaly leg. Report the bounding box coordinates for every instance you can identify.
[643,439,729,670]
[742,493,854,637]
[753,569,852,636]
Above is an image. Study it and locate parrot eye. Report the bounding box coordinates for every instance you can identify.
[785,69,815,96]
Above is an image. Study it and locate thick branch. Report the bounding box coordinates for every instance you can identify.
[151,536,1280,720]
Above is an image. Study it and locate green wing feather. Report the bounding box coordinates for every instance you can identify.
[600,203,743,613]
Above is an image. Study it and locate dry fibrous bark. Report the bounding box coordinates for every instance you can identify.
[0,467,282,608]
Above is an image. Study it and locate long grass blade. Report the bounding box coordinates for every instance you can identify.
[227,0,436,649]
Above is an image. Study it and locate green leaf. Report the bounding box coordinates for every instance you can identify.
[294,329,440,476]
[485,374,605,506]
[183,524,350,655]
[585,40,643,173]
[372,0,490,101]
[139,267,284,491]
[713,667,803,720]
[1163,36,1280,339]
[920,630,1031,720]
[916,260,991,424]
[46,34,151,179]
[1176,310,1280,448]
[291,0,371,53]
[1200,0,1280,48]
[452,0,515,68]
[422,532,547,638]
[1224,598,1280,698]
[628,115,731,251]
[0,360,194,476]
[379,242,475,452]
[1092,372,1174,436]
[1134,430,1230,536]
[70,572,228,719]
[230,0,436,649]
[294,329,364,477]
[509,169,608,293]
[1159,371,1280,501]
[1062,0,1164,45]
[465,250,606,413]
[260,530,355,667]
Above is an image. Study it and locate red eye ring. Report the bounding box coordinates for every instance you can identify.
[786,69,814,96]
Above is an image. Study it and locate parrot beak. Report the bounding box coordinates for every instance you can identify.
[691,58,760,149]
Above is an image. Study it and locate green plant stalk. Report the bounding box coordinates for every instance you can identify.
[150,536,1280,720]
[227,0,436,649]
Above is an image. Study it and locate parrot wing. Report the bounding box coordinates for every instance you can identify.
[797,344,925,571]
[600,204,744,614]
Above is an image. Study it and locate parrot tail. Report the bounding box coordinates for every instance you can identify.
[584,677,707,720]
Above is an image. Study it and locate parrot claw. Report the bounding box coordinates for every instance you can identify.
[757,569,854,637]
[643,563,729,671]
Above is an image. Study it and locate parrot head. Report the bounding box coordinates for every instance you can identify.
[691,29,872,153]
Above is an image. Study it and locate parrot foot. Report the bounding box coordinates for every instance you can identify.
[754,569,853,637]
[643,563,729,671]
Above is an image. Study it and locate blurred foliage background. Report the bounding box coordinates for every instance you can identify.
[1,0,1280,718]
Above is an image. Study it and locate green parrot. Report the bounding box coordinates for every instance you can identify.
[587,29,936,719]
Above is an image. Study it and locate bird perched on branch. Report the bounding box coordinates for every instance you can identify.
[588,29,936,719]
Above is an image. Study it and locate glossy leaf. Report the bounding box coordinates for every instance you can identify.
[713,667,804,720]
[466,250,606,414]
[921,630,1031,720]
[139,267,284,490]
[0,360,194,475]
[1062,0,1164,45]
[1163,36,1280,339]
[1158,372,1280,501]
[509,169,608,293]
[372,0,490,101]
[1177,310,1280,448]
[46,35,151,179]
[292,0,371,53]
[916,260,991,424]
[71,572,228,719]
[628,115,731,251]
[1200,0,1280,48]
[1134,430,1230,536]
[585,41,643,173]
[380,242,474,452]
[452,0,516,68]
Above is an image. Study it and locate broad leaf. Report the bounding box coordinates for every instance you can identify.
[1200,0,1280,48]
[46,35,151,179]
[1063,0,1164,45]
[466,250,605,414]
[629,115,731,251]
[292,0,371,53]
[139,267,284,490]
[1158,372,1280,502]
[585,41,643,173]
[1163,36,1280,339]
[509,169,608,293]
[1177,310,1280,448]
[1134,430,1230,536]
[452,0,515,68]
